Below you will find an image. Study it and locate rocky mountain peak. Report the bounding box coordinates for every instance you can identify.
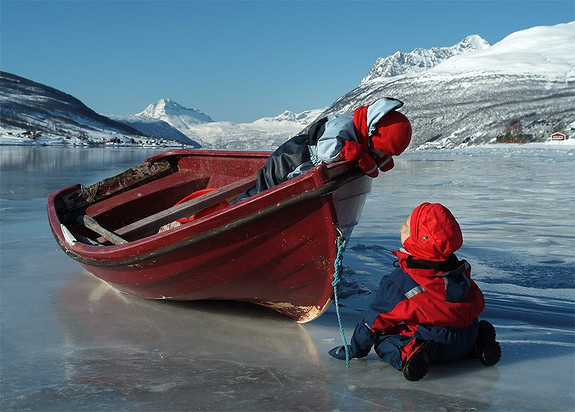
[359,35,491,85]
[137,99,214,124]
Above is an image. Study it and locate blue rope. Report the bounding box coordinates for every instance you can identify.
[331,231,350,367]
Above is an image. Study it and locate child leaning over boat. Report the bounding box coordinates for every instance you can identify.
[329,202,501,381]
[231,97,412,203]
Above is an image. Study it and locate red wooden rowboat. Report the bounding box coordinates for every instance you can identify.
[47,149,371,322]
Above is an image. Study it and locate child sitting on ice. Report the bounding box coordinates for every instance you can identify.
[329,202,501,381]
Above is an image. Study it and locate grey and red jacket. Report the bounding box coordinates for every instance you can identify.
[349,249,485,357]
[286,98,403,179]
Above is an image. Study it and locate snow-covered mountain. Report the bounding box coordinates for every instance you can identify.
[179,108,325,150]
[137,98,213,133]
[113,98,321,150]
[429,23,574,80]
[109,98,211,147]
[252,109,323,127]
[2,22,573,149]
[0,72,197,147]
[324,22,575,149]
[107,114,201,147]
[0,71,147,146]
[160,23,573,150]
[360,35,490,85]
[142,36,491,150]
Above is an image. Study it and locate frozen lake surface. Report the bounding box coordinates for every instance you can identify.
[1,145,574,411]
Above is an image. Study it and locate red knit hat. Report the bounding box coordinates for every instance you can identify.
[371,111,412,155]
[403,203,463,261]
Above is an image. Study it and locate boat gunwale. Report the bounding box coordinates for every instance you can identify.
[48,160,364,268]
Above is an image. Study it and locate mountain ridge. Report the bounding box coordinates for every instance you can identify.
[1,22,573,149]
[320,22,575,148]
[360,34,490,85]
[0,71,198,147]
[1,71,143,136]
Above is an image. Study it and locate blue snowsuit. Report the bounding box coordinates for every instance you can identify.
[346,250,484,371]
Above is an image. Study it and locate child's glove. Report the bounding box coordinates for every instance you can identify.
[329,345,354,360]
[372,153,395,172]
[329,321,376,360]
[340,140,379,178]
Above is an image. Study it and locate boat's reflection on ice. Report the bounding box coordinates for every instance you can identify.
[56,272,330,410]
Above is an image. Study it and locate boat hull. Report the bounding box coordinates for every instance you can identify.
[47,150,371,322]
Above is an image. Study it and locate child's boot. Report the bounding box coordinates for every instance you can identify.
[402,340,439,381]
[475,320,501,366]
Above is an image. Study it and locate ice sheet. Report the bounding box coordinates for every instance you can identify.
[1,145,573,411]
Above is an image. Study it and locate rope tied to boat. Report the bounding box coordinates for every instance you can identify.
[331,228,350,367]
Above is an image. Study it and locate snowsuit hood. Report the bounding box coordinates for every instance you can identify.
[403,203,463,261]
[353,98,412,156]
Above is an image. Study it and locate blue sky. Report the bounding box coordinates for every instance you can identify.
[1,1,573,123]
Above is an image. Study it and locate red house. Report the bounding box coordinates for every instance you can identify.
[551,132,566,141]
